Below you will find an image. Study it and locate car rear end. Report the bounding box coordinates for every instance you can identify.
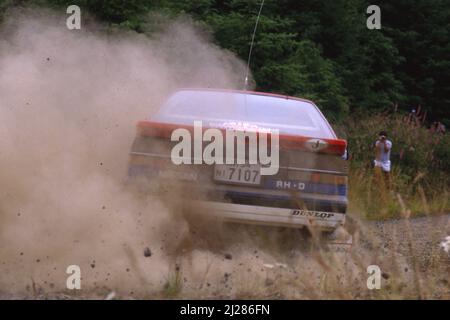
[128,89,348,231]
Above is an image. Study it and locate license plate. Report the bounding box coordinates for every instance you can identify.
[214,164,261,185]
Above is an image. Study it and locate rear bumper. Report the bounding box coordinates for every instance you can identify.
[185,200,345,231]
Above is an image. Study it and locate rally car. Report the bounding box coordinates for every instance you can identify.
[128,89,348,232]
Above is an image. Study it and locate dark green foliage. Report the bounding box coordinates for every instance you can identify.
[150,0,449,124]
[1,0,448,123]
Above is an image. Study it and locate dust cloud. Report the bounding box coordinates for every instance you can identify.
[0,8,250,297]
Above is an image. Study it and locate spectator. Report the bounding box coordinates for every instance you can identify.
[408,109,417,125]
[437,122,446,134]
[431,121,439,133]
[374,131,392,190]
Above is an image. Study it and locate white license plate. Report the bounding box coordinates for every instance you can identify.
[214,164,261,185]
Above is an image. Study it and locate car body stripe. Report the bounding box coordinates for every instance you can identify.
[264,179,347,196]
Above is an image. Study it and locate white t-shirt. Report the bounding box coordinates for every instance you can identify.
[375,140,392,162]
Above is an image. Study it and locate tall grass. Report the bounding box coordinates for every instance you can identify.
[336,110,450,218]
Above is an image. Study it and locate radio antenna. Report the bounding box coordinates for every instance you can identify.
[244,0,265,90]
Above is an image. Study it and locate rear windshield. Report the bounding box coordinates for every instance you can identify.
[152,90,336,138]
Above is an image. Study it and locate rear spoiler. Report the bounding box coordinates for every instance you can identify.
[137,121,347,156]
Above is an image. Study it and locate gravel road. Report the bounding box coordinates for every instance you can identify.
[1,213,448,300]
[368,214,450,267]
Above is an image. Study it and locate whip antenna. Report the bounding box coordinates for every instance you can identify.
[244,0,265,90]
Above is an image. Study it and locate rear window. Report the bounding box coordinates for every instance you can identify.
[152,90,336,138]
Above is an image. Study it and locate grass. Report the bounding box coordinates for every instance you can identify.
[337,109,450,219]
[163,264,182,298]
[348,166,450,219]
